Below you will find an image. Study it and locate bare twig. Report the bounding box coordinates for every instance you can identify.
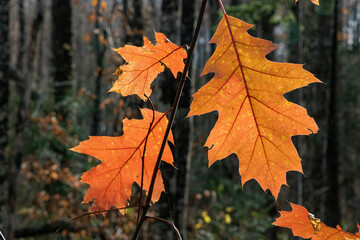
[0,231,6,240]
[55,204,140,238]
[145,216,182,240]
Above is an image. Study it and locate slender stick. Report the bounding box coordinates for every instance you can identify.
[146,216,182,240]
[56,204,140,238]
[131,0,208,238]
[0,231,5,240]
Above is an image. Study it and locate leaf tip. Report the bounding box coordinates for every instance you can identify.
[356,224,360,237]
[69,146,79,153]
[108,86,116,93]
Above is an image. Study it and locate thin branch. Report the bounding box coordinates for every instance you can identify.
[55,204,140,237]
[0,231,5,240]
[145,216,182,240]
[137,95,155,224]
[131,0,208,239]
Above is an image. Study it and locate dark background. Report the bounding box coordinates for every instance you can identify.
[0,0,359,239]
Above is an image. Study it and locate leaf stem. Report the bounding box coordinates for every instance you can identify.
[217,0,226,14]
[131,0,208,238]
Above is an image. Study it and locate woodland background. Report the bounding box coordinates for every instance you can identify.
[0,0,359,239]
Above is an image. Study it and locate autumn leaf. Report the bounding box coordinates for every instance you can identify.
[71,108,174,212]
[273,203,316,239]
[91,0,107,9]
[273,203,360,239]
[295,0,320,5]
[188,14,321,198]
[110,32,187,100]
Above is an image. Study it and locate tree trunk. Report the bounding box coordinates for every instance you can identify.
[286,5,305,240]
[161,0,180,42]
[156,1,194,239]
[296,0,330,217]
[297,0,339,222]
[123,0,143,45]
[231,0,241,4]
[17,0,25,72]
[288,1,305,206]
[172,0,195,239]
[132,0,143,45]
[7,1,43,239]
[151,2,181,239]
[51,0,72,112]
[91,0,105,136]
[0,0,10,236]
[324,0,340,227]
[209,0,219,54]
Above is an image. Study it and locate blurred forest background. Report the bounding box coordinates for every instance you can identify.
[0,0,359,239]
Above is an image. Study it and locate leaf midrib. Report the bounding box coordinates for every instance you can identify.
[222,14,276,189]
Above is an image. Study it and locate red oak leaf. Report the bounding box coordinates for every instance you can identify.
[71,108,174,212]
[274,203,360,240]
[188,14,320,198]
[295,0,320,5]
[110,32,187,100]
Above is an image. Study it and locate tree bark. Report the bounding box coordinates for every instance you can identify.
[0,0,10,236]
[231,0,241,4]
[286,5,305,240]
[157,1,195,239]
[51,0,72,111]
[297,0,340,222]
[17,0,25,72]
[288,1,305,207]
[132,0,143,45]
[123,0,143,45]
[7,1,43,239]
[324,0,340,227]
[154,2,182,239]
[91,0,105,136]
[161,0,180,43]
[171,0,195,239]
[296,0,330,217]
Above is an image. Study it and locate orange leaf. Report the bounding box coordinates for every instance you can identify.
[188,14,320,198]
[295,0,320,5]
[91,0,97,7]
[274,203,360,240]
[83,33,90,42]
[71,108,174,212]
[101,1,107,9]
[110,32,187,100]
[273,203,315,239]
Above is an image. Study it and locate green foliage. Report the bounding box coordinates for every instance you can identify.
[189,155,275,239]
[226,0,295,26]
